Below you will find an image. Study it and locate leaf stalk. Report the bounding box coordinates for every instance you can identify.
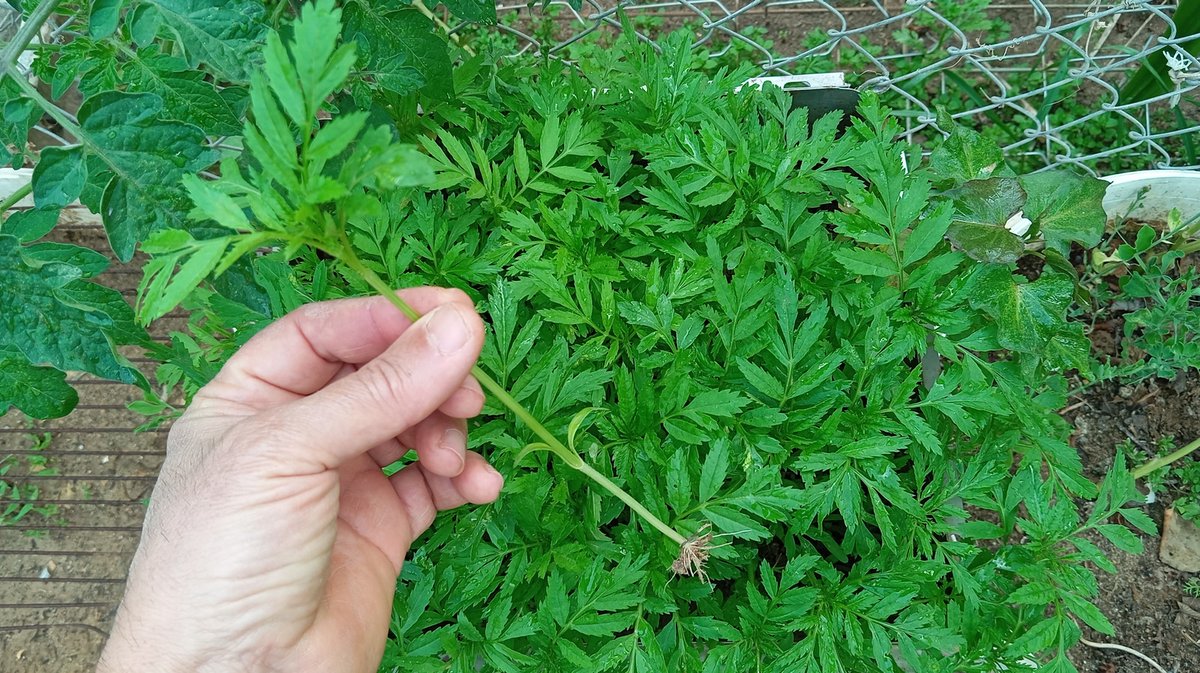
[0,181,33,214]
[1132,435,1200,480]
[0,0,62,78]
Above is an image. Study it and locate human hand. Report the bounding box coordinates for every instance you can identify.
[96,288,503,673]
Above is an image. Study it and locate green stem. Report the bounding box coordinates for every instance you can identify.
[9,68,84,141]
[0,0,62,77]
[411,0,474,57]
[577,462,686,545]
[0,181,32,214]
[339,246,687,547]
[1132,435,1200,480]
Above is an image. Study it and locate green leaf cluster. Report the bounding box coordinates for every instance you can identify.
[0,2,1153,672]
[0,0,491,418]
[138,13,1139,672]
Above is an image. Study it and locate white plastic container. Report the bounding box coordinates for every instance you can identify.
[1101,169,1200,224]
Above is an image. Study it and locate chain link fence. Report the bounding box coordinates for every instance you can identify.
[480,1,1200,174]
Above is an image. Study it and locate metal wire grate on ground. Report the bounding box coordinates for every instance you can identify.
[478,1,1200,174]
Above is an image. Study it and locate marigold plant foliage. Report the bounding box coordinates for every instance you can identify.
[0,2,1149,672]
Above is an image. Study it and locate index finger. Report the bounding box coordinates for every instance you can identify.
[199,287,476,409]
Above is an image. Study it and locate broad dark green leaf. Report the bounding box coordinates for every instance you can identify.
[0,79,39,168]
[2,208,60,243]
[123,48,246,136]
[435,0,497,23]
[32,147,88,208]
[23,242,110,278]
[89,0,127,38]
[0,347,79,419]
[147,0,268,81]
[0,235,138,385]
[945,178,1027,264]
[74,91,218,260]
[342,3,452,99]
[128,4,164,45]
[969,266,1078,360]
[929,115,1005,184]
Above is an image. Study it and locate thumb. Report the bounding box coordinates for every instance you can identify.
[257,301,485,470]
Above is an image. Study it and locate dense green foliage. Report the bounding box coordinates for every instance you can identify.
[0,1,1169,672]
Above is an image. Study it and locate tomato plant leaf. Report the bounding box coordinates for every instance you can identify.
[89,0,127,39]
[69,91,219,261]
[0,346,79,419]
[342,2,452,99]
[0,235,139,385]
[32,146,88,208]
[123,47,246,136]
[145,0,268,82]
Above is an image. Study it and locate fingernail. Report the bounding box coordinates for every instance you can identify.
[425,305,470,355]
[440,428,466,474]
[485,463,505,488]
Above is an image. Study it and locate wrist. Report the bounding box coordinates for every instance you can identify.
[97,608,244,673]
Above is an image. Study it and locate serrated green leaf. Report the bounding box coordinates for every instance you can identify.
[540,116,559,168]
[903,201,952,266]
[0,235,138,385]
[834,248,899,277]
[182,175,248,232]
[0,347,78,419]
[1095,523,1143,555]
[308,112,369,164]
[736,357,786,401]
[512,134,530,184]
[547,165,592,183]
[32,147,87,208]
[137,231,230,323]
[699,439,730,503]
[1061,592,1114,635]
[147,0,268,81]
[75,91,219,261]
[1009,582,1056,605]
[1006,616,1060,657]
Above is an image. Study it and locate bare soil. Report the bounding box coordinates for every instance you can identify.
[0,225,165,673]
[1066,376,1200,672]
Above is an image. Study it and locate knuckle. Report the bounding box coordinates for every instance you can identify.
[356,355,417,413]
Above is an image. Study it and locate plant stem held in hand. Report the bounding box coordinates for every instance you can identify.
[338,244,689,547]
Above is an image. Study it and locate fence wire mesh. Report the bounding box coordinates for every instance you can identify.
[477,1,1200,174]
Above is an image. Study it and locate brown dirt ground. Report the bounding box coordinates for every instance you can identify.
[1067,376,1200,673]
